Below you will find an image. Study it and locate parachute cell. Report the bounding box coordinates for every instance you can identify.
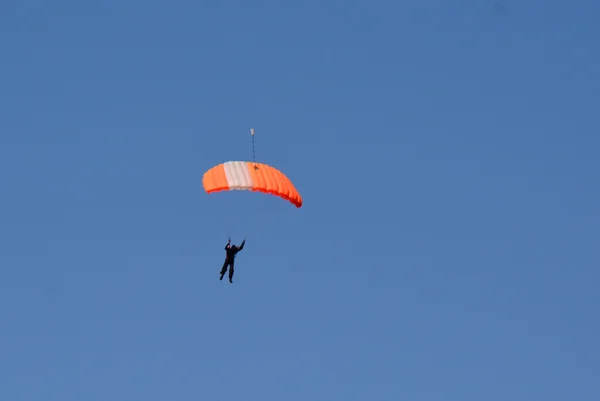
[202,161,303,208]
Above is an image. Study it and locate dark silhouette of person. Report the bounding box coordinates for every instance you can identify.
[220,238,245,283]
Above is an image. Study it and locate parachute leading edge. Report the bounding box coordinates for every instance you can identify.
[203,161,303,208]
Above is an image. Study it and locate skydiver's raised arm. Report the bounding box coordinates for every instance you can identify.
[225,239,231,250]
[238,239,245,251]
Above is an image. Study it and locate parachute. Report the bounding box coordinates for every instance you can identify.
[202,161,303,208]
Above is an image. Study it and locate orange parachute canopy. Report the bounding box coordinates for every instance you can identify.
[202,161,303,208]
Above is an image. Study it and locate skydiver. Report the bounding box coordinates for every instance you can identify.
[220,237,245,283]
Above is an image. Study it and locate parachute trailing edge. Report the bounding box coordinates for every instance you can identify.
[202,161,303,208]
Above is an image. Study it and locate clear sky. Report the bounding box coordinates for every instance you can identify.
[1,1,599,400]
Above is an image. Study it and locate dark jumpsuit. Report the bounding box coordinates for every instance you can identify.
[220,240,245,282]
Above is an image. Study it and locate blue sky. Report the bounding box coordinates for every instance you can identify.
[1,1,599,400]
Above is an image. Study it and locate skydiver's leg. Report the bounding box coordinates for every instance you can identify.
[229,260,235,283]
[220,259,229,280]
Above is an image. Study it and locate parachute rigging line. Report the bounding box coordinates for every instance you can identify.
[250,128,258,171]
